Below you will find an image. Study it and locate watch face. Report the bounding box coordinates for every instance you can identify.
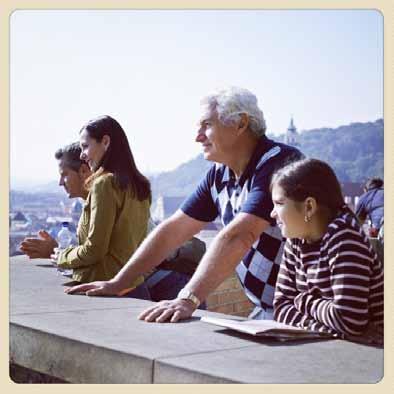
[177,289,200,307]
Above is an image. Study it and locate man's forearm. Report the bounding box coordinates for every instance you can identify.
[184,225,259,303]
[113,215,200,290]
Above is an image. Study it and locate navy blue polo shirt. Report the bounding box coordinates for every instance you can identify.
[181,136,303,310]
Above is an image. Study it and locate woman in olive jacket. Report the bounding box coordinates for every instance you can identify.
[56,115,151,291]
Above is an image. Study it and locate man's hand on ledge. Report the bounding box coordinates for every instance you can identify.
[138,299,196,323]
[20,230,58,259]
[64,279,128,296]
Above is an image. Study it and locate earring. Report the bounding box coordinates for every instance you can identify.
[304,215,310,223]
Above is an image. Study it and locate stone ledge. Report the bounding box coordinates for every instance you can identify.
[10,255,384,383]
[10,363,68,383]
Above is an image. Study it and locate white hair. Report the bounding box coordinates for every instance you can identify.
[200,86,267,136]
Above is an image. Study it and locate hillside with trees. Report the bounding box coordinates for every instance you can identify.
[293,118,383,182]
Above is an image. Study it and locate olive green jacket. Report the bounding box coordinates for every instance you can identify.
[58,173,150,285]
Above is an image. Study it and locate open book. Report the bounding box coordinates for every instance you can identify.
[201,316,334,341]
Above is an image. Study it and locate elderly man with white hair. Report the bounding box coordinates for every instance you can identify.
[67,87,303,322]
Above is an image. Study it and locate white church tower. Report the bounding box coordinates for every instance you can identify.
[284,117,299,146]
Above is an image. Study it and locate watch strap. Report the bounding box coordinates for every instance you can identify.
[177,288,200,308]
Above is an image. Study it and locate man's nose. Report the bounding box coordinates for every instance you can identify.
[195,130,206,143]
[80,152,86,161]
[270,209,276,219]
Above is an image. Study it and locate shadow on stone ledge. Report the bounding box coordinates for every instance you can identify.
[10,363,69,384]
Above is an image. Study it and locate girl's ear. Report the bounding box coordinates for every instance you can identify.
[304,197,318,219]
[102,134,111,151]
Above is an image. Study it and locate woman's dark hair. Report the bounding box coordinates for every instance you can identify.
[81,115,151,202]
[270,158,344,216]
[364,177,383,191]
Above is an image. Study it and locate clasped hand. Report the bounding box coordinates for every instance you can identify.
[20,230,58,259]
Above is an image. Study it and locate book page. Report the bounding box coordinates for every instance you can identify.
[201,316,332,338]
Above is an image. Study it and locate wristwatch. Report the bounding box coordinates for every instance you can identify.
[177,288,201,308]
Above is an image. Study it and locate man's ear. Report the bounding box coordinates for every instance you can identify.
[102,134,111,151]
[79,163,92,180]
[237,113,249,135]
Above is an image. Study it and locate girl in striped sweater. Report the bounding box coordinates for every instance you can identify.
[270,158,383,342]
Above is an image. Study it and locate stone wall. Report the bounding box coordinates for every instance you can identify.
[197,231,254,317]
[206,274,254,317]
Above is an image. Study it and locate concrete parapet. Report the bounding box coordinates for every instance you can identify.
[9,255,383,384]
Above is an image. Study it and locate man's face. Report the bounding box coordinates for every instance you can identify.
[58,160,85,199]
[195,107,238,163]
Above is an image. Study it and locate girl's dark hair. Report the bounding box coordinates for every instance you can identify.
[81,115,151,202]
[270,158,344,216]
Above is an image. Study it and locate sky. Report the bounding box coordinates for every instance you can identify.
[10,9,383,187]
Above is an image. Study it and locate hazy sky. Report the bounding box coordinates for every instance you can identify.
[10,9,383,186]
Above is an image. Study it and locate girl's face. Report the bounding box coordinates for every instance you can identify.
[79,129,108,171]
[270,183,309,239]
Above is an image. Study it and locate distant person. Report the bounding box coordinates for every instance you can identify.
[271,159,383,342]
[66,86,303,323]
[20,142,91,259]
[355,177,384,237]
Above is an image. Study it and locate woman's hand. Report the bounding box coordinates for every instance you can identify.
[64,279,129,296]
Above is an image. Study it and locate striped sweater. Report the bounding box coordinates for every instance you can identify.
[273,210,384,337]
